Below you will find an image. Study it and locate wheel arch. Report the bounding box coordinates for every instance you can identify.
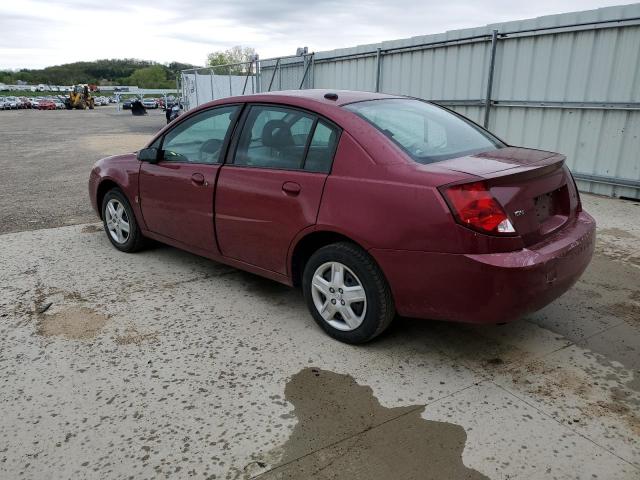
[96,178,127,219]
[289,229,371,287]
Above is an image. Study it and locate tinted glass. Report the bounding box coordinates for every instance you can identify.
[344,99,504,164]
[234,106,315,170]
[162,105,238,164]
[304,120,339,173]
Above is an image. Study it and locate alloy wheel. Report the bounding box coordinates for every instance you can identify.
[311,261,367,331]
[105,198,130,244]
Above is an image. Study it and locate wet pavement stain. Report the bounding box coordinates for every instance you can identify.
[36,306,109,340]
[260,368,489,479]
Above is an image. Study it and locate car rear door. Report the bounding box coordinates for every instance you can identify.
[138,104,240,253]
[215,104,340,275]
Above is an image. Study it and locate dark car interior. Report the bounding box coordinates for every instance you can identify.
[234,108,338,173]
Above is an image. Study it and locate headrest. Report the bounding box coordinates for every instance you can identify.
[262,119,294,148]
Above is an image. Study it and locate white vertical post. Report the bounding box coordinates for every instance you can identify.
[375,48,382,92]
[483,30,499,128]
[210,68,215,101]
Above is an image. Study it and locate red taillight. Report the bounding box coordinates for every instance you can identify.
[442,181,516,235]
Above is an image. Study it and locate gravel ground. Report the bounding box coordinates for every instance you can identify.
[0,108,638,479]
[0,106,165,234]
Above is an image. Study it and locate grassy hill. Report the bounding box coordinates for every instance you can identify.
[0,59,197,88]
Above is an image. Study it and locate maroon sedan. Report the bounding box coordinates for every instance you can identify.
[89,90,595,343]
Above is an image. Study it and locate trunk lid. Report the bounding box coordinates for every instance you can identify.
[437,146,561,176]
[438,147,581,246]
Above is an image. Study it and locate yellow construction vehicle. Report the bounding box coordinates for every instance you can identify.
[66,84,95,110]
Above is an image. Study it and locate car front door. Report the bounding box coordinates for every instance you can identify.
[215,104,341,275]
[139,104,240,253]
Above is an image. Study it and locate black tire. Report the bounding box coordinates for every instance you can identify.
[101,189,145,253]
[302,242,395,344]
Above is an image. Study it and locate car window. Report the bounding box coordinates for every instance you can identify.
[233,105,315,170]
[304,120,340,173]
[162,105,239,164]
[344,99,504,164]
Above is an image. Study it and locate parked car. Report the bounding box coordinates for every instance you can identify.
[53,99,65,109]
[38,99,56,110]
[3,96,18,109]
[89,90,595,344]
[122,99,133,110]
[142,98,159,109]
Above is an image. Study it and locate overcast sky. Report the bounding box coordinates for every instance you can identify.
[0,0,631,70]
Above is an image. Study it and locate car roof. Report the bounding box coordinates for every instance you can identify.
[218,89,402,108]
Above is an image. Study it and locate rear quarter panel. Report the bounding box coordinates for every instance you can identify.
[317,133,523,254]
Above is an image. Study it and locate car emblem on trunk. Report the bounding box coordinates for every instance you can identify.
[513,209,526,217]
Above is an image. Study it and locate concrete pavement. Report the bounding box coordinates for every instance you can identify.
[0,195,638,479]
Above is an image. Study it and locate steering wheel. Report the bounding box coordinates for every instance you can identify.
[199,139,223,163]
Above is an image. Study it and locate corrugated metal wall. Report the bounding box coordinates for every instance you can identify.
[182,72,250,106]
[186,4,640,198]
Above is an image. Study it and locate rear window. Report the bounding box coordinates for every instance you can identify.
[344,98,504,164]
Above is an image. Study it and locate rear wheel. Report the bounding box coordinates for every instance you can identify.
[302,242,395,344]
[101,189,145,253]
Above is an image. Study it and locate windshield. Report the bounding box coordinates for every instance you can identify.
[344,98,504,164]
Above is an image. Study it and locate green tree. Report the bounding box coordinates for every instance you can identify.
[0,59,197,87]
[127,65,173,88]
[206,46,257,75]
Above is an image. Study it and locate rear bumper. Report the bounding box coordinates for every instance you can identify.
[370,211,596,324]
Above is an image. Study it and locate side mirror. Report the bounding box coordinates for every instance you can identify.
[137,147,159,163]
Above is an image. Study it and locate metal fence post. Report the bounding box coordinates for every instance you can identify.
[256,60,261,93]
[268,58,281,92]
[310,54,315,89]
[375,48,382,92]
[242,61,253,95]
[209,68,215,101]
[299,54,313,89]
[483,29,498,128]
[298,55,306,89]
[194,69,199,107]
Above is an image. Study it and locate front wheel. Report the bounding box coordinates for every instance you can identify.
[101,189,145,252]
[302,242,395,344]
